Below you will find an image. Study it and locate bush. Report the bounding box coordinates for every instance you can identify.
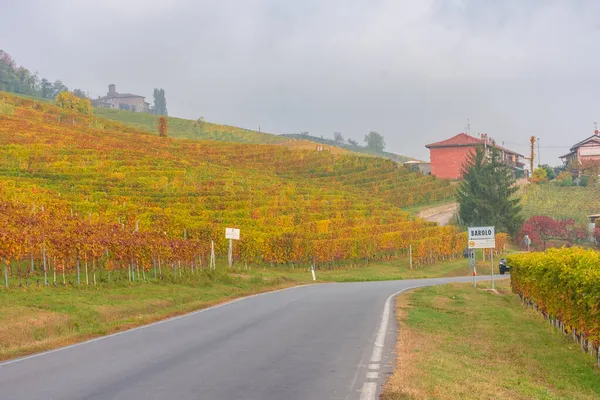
[554,171,574,187]
[55,91,92,115]
[519,216,585,249]
[531,167,548,184]
[508,248,600,351]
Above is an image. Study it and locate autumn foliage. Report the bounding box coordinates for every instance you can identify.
[508,248,600,353]
[158,115,168,137]
[519,216,585,249]
[0,92,463,284]
[55,91,92,115]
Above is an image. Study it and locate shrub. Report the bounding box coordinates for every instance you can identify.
[531,167,548,184]
[554,171,574,187]
[508,248,600,351]
[55,91,92,114]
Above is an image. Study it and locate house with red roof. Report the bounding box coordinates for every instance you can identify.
[425,133,525,180]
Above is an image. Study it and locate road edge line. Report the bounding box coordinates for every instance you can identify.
[360,285,421,400]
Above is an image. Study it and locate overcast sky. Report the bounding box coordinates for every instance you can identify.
[3,0,600,163]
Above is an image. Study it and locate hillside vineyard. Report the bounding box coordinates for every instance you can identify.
[0,93,464,283]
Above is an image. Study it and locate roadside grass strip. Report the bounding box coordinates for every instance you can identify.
[381,280,600,400]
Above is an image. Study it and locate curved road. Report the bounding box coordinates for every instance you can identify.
[0,276,498,400]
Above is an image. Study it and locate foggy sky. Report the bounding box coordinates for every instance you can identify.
[3,0,600,163]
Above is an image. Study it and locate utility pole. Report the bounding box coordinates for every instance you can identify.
[537,137,541,167]
[529,136,536,174]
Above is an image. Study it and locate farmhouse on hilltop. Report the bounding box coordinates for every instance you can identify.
[560,130,600,176]
[91,84,150,113]
[425,133,525,180]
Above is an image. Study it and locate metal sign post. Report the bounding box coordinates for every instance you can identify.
[468,226,496,289]
[225,228,240,268]
[210,240,216,270]
[469,249,476,288]
[491,250,494,290]
[524,235,531,252]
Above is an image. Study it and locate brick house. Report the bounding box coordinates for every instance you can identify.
[91,84,150,113]
[559,130,600,176]
[425,133,525,180]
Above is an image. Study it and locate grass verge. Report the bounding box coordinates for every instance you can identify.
[0,271,296,361]
[252,257,494,282]
[381,280,600,400]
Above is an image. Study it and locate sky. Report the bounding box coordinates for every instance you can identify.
[3,0,600,163]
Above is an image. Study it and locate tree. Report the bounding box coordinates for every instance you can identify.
[195,117,205,134]
[55,91,92,114]
[333,132,344,144]
[520,216,583,249]
[364,131,385,153]
[347,138,358,146]
[457,146,523,236]
[73,89,87,99]
[153,88,168,116]
[52,80,68,98]
[531,167,549,184]
[158,116,168,137]
[40,78,53,98]
[539,164,556,180]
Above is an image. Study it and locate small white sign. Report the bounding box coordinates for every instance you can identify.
[468,226,495,249]
[468,238,496,249]
[225,228,240,240]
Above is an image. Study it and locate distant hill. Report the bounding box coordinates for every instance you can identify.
[280,133,412,163]
[95,108,413,162]
[94,107,287,145]
[1,49,413,162]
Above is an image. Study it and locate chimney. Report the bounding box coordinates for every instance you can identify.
[108,84,116,96]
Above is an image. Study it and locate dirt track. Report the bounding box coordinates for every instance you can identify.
[416,203,458,226]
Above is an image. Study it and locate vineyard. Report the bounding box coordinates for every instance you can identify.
[508,248,600,364]
[521,184,600,224]
[0,92,460,286]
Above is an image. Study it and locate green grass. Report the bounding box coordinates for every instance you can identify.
[521,184,600,224]
[255,257,494,282]
[94,107,287,144]
[381,280,600,400]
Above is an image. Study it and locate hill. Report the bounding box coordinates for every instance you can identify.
[281,133,412,162]
[0,93,461,277]
[94,107,287,145]
[95,108,412,161]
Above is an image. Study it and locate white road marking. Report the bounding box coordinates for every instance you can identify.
[360,285,421,400]
[359,382,377,400]
[368,364,379,370]
[370,346,382,362]
[0,284,313,368]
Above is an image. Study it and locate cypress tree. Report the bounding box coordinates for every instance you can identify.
[457,145,522,236]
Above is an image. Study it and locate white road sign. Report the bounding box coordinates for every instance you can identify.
[225,228,240,240]
[468,226,495,249]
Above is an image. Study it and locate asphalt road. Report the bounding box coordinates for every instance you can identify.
[0,276,500,400]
